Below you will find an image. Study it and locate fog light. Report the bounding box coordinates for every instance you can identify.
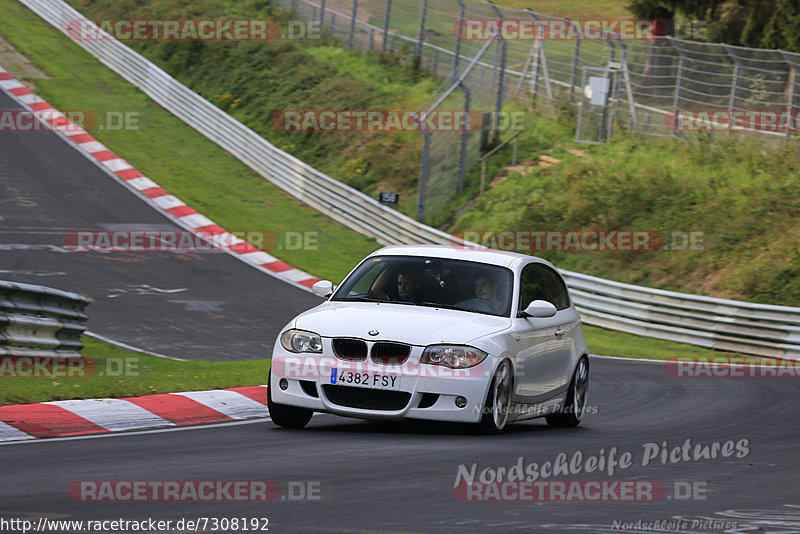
[455,396,468,408]
[279,379,289,391]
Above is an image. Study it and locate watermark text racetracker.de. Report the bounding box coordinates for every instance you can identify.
[0,109,142,133]
[452,230,705,252]
[68,18,321,41]
[665,357,800,378]
[270,110,525,132]
[68,479,322,502]
[0,356,139,378]
[667,109,800,133]
[453,437,749,502]
[64,230,319,252]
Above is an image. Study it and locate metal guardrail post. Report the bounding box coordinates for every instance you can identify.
[319,0,326,26]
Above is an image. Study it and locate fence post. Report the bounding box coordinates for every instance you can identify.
[457,83,471,192]
[418,126,432,221]
[348,0,358,49]
[569,20,582,102]
[489,1,507,143]
[779,50,799,139]
[416,0,429,61]
[723,45,742,133]
[518,9,540,102]
[320,0,326,26]
[453,0,466,78]
[382,0,392,51]
[669,38,687,136]
[614,35,636,129]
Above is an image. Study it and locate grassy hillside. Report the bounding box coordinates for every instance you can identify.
[452,133,800,304]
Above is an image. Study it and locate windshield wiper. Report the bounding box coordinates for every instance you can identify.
[334,296,387,303]
[416,301,465,311]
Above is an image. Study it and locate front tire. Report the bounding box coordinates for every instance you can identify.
[478,360,514,434]
[267,369,312,429]
[546,356,589,428]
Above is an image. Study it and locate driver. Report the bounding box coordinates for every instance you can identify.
[371,266,423,302]
[473,272,503,311]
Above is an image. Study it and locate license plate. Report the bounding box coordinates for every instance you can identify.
[330,368,401,390]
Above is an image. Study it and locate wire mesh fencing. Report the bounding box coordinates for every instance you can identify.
[273,0,800,220]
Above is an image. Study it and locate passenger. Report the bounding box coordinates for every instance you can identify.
[473,272,503,311]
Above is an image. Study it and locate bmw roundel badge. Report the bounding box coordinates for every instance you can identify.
[368,330,379,336]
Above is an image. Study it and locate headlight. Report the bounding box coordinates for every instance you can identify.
[421,345,488,369]
[280,329,323,353]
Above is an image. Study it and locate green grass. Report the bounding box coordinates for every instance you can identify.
[493,0,633,18]
[583,325,755,361]
[0,337,270,406]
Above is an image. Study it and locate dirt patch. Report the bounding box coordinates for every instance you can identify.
[0,31,50,90]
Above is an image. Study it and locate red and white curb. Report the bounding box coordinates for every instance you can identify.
[0,386,269,442]
[0,65,323,291]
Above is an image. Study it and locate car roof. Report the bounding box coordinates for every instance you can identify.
[368,245,548,269]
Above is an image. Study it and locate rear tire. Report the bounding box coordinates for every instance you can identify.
[478,360,514,434]
[546,356,589,428]
[267,369,312,429]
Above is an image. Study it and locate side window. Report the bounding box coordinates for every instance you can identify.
[519,264,570,311]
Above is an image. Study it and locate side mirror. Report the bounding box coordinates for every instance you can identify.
[522,299,557,318]
[312,280,335,298]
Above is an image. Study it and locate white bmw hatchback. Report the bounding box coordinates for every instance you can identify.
[268,245,590,433]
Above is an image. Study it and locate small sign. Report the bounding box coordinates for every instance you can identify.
[586,76,610,106]
[379,192,399,205]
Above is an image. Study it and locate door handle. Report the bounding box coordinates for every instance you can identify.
[554,329,566,337]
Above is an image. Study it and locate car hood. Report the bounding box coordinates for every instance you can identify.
[293,301,511,346]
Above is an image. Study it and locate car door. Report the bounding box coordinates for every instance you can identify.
[510,262,576,402]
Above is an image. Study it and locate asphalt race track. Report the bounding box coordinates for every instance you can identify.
[2,357,799,533]
[0,89,319,360]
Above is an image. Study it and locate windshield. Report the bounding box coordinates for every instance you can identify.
[332,255,513,317]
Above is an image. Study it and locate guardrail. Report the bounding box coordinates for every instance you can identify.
[563,272,800,360]
[0,280,91,358]
[20,0,800,360]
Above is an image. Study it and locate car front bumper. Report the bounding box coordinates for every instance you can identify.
[269,352,495,423]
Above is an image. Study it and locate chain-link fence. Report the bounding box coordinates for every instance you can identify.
[275,0,800,220]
